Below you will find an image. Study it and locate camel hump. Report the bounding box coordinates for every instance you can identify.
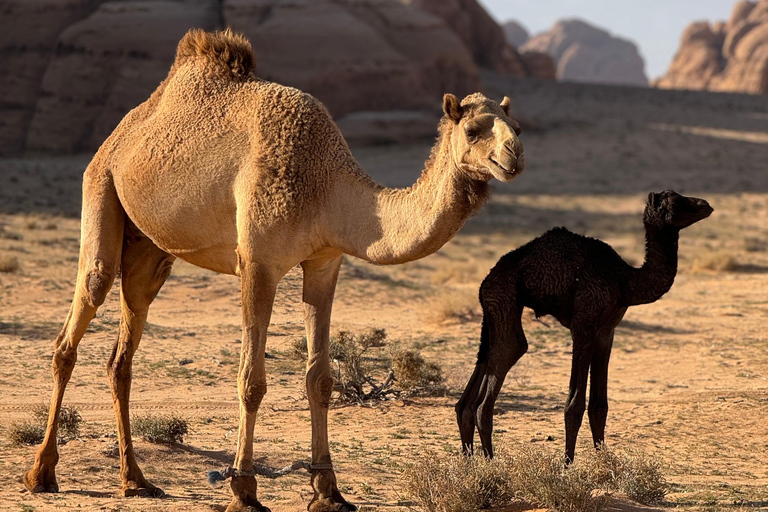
[174,28,256,78]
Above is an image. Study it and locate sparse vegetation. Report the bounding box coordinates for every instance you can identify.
[132,414,188,444]
[292,328,445,403]
[401,444,667,512]
[0,255,19,273]
[8,422,45,446]
[32,404,82,439]
[390,349,446,395]
[430,291,479,324]
[7,404,82,445]
[579,446,667,505]
[692,251,737,272]
[744,237,768,252]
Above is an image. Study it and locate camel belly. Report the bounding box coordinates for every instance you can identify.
[114,164,240,275]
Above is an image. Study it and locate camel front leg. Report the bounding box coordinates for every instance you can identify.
[301,256,356,512]
[228,260,279,512]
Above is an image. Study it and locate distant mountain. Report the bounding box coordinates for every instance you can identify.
[520,18,648,87]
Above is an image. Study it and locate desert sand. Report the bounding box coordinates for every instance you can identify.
[1,74,767,511]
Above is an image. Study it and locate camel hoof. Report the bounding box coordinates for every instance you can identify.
[308,497,357,512]
[24,467,59,493]
[226,475,269,512]
[225,498,271,512]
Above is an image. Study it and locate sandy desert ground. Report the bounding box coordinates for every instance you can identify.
[1,74,768,511]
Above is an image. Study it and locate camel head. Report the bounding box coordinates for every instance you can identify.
[442,92,525,183]
[645,190,713,229]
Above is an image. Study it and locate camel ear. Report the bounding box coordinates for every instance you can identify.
[443,94,463,123]
[500,96,512,116]
[648,192,661,209]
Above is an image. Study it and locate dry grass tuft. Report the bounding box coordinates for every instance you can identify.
[692,252,737,272]
[32,404,82,439]
[430,291,479,324]
[8,422,45,446]
[0,255,19,273]
[132,414,188,444]
[401,444,667,512]
[579,446,666,505]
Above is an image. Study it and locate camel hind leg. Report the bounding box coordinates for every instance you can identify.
[473,296,527,458]
[24,163,125,493]
[108,222,175,497]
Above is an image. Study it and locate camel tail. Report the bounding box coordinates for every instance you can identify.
[174,28,256,79]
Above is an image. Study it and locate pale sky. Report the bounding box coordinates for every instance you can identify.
[480,0,735,80]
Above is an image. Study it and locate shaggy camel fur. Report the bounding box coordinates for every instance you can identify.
[24,29,525,512]
[457,190,712,463]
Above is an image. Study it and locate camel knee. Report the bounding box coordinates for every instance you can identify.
[306,372,334,407]
[52,346,77,378]
[565,399,586,424]
[107,353,132,389]
[83,260,117,307]
[240,382,267,411]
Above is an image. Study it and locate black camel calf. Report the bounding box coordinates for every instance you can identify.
[456,190,713,462]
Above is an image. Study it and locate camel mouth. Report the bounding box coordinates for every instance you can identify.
[489,154,523,180]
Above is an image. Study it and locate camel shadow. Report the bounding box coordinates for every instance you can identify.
[167,443,234,465]
[616,320,693,335]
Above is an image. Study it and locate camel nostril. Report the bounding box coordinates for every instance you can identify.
[503,140,518,155]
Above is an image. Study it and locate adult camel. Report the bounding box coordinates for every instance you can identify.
[24,29,525,512]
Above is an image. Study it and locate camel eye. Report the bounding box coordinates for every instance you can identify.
[465,124,482,142]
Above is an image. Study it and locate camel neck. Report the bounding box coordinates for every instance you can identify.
[333,125,490,264]
[624,223,679,306]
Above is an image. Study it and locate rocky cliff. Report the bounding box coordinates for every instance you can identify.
[655,0,768,95]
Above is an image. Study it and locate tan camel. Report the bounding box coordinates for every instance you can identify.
[23,29,525,512]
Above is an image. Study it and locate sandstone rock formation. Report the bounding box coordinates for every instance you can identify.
[399,0,526,75]
[522,19,648,86]
[655,0,768,94]
[502,20,530,48]
[225,0,479,117]
[2,0,482,156]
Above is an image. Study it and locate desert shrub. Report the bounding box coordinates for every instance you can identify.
[692,252,736,272]
[292,329,445,403]
[402,444,667,512]
[8,422,45,446]
[0,255,19,273]
[579,446,666,505]
[132,414,188,444]
[291,336,308,360]
[390,349,445,395]
[430,292,479,324]
[744,237,768,252]
[32,404,82,439]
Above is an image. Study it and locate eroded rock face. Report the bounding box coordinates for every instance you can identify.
[521,18,648,86]
[656,0,768,94]
[399,0,527,75]
[225,0,479,117]
[26,0,219,154]
[0,0,103,154]
[3,0,482,155]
